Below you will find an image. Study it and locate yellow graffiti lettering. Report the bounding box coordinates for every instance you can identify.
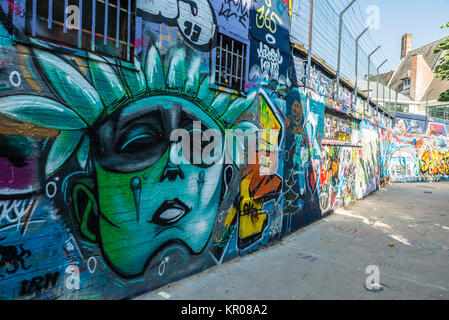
[255,3,283,34]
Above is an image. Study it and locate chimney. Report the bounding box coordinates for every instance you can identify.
[401,34,413,60]
[410,54,433,101]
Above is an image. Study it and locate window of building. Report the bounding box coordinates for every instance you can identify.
[402,78,410,90]
[428,105,449,120]
[214,33,247,92]
[396,104,409,113]
[25,0,135,61]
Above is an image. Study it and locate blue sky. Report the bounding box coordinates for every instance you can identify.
[355,0,449,69]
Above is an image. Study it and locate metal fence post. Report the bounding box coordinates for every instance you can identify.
[376,59,387,116]
[395,89,398,114]
[367,46,381,117]
[383,78,386,119]
[306,0,314,87]
[389,85,392,114]
[354,27,369,106]
[336,0,356,100]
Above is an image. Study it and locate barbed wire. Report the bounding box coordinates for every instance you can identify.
[291,0,393,82]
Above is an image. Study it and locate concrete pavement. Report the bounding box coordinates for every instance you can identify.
[135,182,449,300]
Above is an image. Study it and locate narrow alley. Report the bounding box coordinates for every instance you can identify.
[136,183,449,300]
[1,0,449,302]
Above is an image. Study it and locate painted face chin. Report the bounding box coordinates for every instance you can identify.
[95,156,224,277]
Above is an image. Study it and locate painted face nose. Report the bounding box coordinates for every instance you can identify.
[159,143,185,182]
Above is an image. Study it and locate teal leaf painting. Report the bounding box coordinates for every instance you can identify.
[76,134,90,170]
[166,48,186,91]
[121,59,147,97]
[145,46,166,93]
[184,55,201,97]
[46,130,85,177]
[209,93,232,118]
[197,75,216,108]
[0,95,87,130]
[33,48,104,125]
[88,54,128,110]
[221,91,257,126]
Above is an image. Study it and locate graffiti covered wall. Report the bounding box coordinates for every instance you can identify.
[0,0,291,299]
[0,0,443,300]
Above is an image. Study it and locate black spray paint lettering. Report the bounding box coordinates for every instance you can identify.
[140,0,216,50]
[19,272,60,296]
[218,0,249,28]
[0,242,31,277]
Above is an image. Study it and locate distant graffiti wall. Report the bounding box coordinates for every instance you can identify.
[391,116,449,182]
[319,145,358,213]
[283,88,322,233]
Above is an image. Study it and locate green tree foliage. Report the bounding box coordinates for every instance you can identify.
[434,22,449,102]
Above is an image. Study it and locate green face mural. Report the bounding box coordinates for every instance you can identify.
[91,97,226,276]
[0,42,257,278]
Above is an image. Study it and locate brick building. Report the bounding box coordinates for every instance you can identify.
[375,34,449,119]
